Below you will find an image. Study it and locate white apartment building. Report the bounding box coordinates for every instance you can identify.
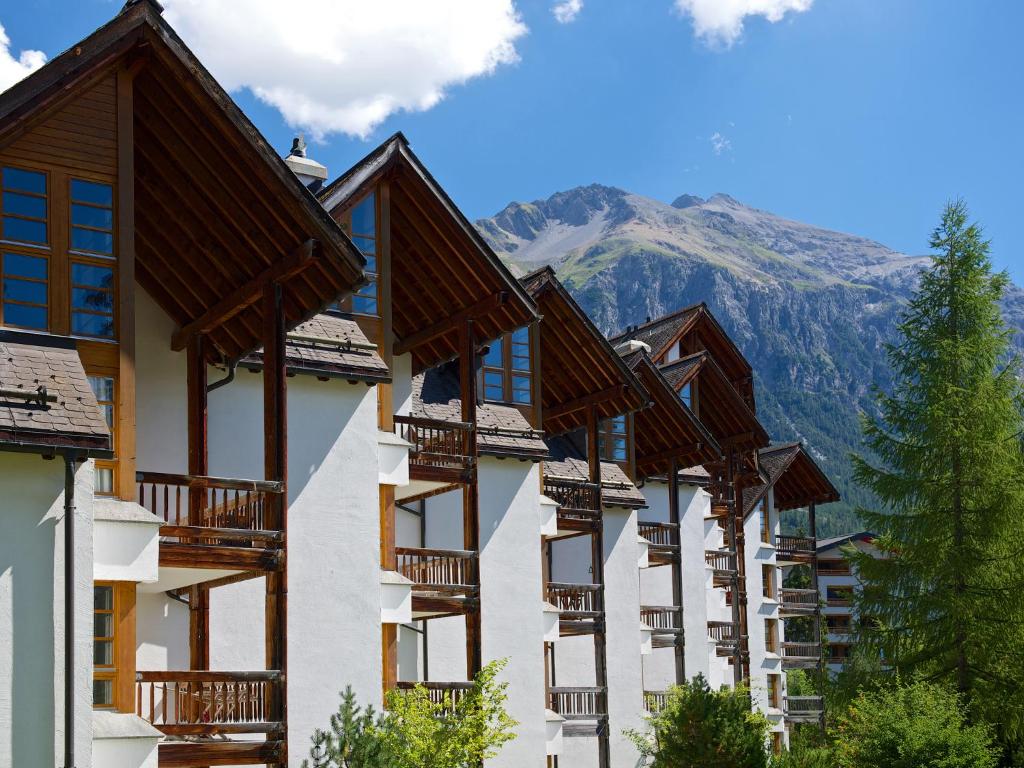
[815,532,878,674]
[0,5,841,768]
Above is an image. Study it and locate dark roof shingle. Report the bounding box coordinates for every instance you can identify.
[0,334,111,454]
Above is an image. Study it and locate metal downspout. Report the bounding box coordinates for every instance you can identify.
[63,450,79,768]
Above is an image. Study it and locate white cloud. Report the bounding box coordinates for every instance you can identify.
[710,131,731,155]
[674,0,813,47]
[162,0,528,140]
[0,22,46,93]
[552,0,583,24]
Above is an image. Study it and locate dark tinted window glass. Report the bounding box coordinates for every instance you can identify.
[2,217,46,244]
[3,191,46,219]
[351,193,375,235]
[71,179,113,206]
[4,167,46,194]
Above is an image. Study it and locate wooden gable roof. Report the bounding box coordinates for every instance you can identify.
[319,133,539,374]
[611,304,755,407]
[658,351,769,453]
[621,349,721,477]
[520,267,648,436]
[0,0,367,364]
[755,442,840,513]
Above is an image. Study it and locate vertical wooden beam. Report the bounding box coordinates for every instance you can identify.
[381,484,398,696]
[186,334,210,672]
[116,67,137,502]
[115,582,137,714]
[586,405,611,768]
[263,282,288,765]
[726,447,743,687]
[460,320,482,679]
[667,458,685,684]
[809,500,826,735]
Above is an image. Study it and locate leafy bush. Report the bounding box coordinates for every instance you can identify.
[627,674,771,768]
[833,679,998,768]
[302,659,517,768]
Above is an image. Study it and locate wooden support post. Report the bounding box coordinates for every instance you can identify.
[726,447,744,687]
[116,66,137,503]
[186,334,210,672]
[809,500,826,735]
[667,458,685,684]
[586,406,611,768]
[460,321,482,679]
[263,282,288,765]
[381,484,398,696]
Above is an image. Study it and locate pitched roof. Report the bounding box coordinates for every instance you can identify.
[621,349,721,476]
[818,531,876,553]
[242,314,390,383]
[0,1,367,364]
[319,133,539,374]
[412,365,548,460]
[545,434,647,508]
[743,442,840,516]
[0,332,112,455]
[520,267,648,436]
[609,305,702,358]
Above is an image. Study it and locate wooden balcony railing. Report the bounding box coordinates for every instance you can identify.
[708,620,738,645]
[780,588,819,613]
[545,582,603,617]
[548,687,607,720]
[776,534,816,559]
[781,642,821,669]
[394,415,474,483]
[135,670,282,737]
[395,681,473,713]
[638,521,678,547]
[544,476,601,528]
[709,500,730,518]
[641,605,683,633]
[395,547,477,591]
[643,690,669,713]
[137,472,285,571]
[705,549,737,572]
[785,695,824,722]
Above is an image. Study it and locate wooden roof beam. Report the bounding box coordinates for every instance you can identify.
[394,291,508,357]
[171,239,318,351]
[545,384,637,422]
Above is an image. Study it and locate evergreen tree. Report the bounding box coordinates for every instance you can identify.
[851,201,1024,750]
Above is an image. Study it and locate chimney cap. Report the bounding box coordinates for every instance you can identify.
[289,135,308,159]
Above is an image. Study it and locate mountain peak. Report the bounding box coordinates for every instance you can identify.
[670,194,705,209]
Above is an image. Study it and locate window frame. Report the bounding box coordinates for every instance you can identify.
[93,581,135,712]
[334,191,379,318]
[1,164,51,331]
[479,325,535,408]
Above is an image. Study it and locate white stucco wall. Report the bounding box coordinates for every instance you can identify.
[0,454,94,768]
[475,458,547,767]
[602,505,644,766]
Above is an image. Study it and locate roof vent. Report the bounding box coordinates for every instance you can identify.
[614,339,651,356]
[284,135,328,193]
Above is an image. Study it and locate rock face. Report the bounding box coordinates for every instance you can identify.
[478,186,1024,536]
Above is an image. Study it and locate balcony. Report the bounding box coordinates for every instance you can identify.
[545,582,603,636]
[641,605,683,649]
[781,642,821,669]
[544,476,601,535]
[395,681,474,714]
[395,546,478,617]
[643,690,669,714]
[135,670,283,766]
[780,588,819,616]
[394,415,475,487]
[548,686,608,735]
[638,521,680,566]
[785,695,824,723]
[705,549,737,587]
[708,620,739,656]
[776,534,816,563]
[137,472,284,582]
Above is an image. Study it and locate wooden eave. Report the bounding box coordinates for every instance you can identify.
[521,267,648,435]
[626,351,721,477]
[320,134,539,373]
[0,1,368,365]
[661,352,768,452]
[766,443,840,512]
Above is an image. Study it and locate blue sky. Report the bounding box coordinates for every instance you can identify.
[2,1,1022,281]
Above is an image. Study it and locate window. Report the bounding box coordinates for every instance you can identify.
[88,373,116,495]
[93,583,116,708]
[819,559,851,576]
[1,166,47,246]
[333,192,378,315]
[679,381,691,408]
[599,414,628,463]
[829,643,851,663]
[760,499,771,543]
[1,167,49,330]
[765,618,778,654]
[827,614,853,635]
[69,178,116,339]
[826,586,854,606]
[768,673,782,709]
[480,326,533,405]
[762,565,776,600]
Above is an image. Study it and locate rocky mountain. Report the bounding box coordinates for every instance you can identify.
[477,185,1024,537]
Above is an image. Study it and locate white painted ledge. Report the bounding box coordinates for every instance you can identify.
[94,499,162,583]
[381,569,413,624]
[378,430,412,487]
[545,709,565,756]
